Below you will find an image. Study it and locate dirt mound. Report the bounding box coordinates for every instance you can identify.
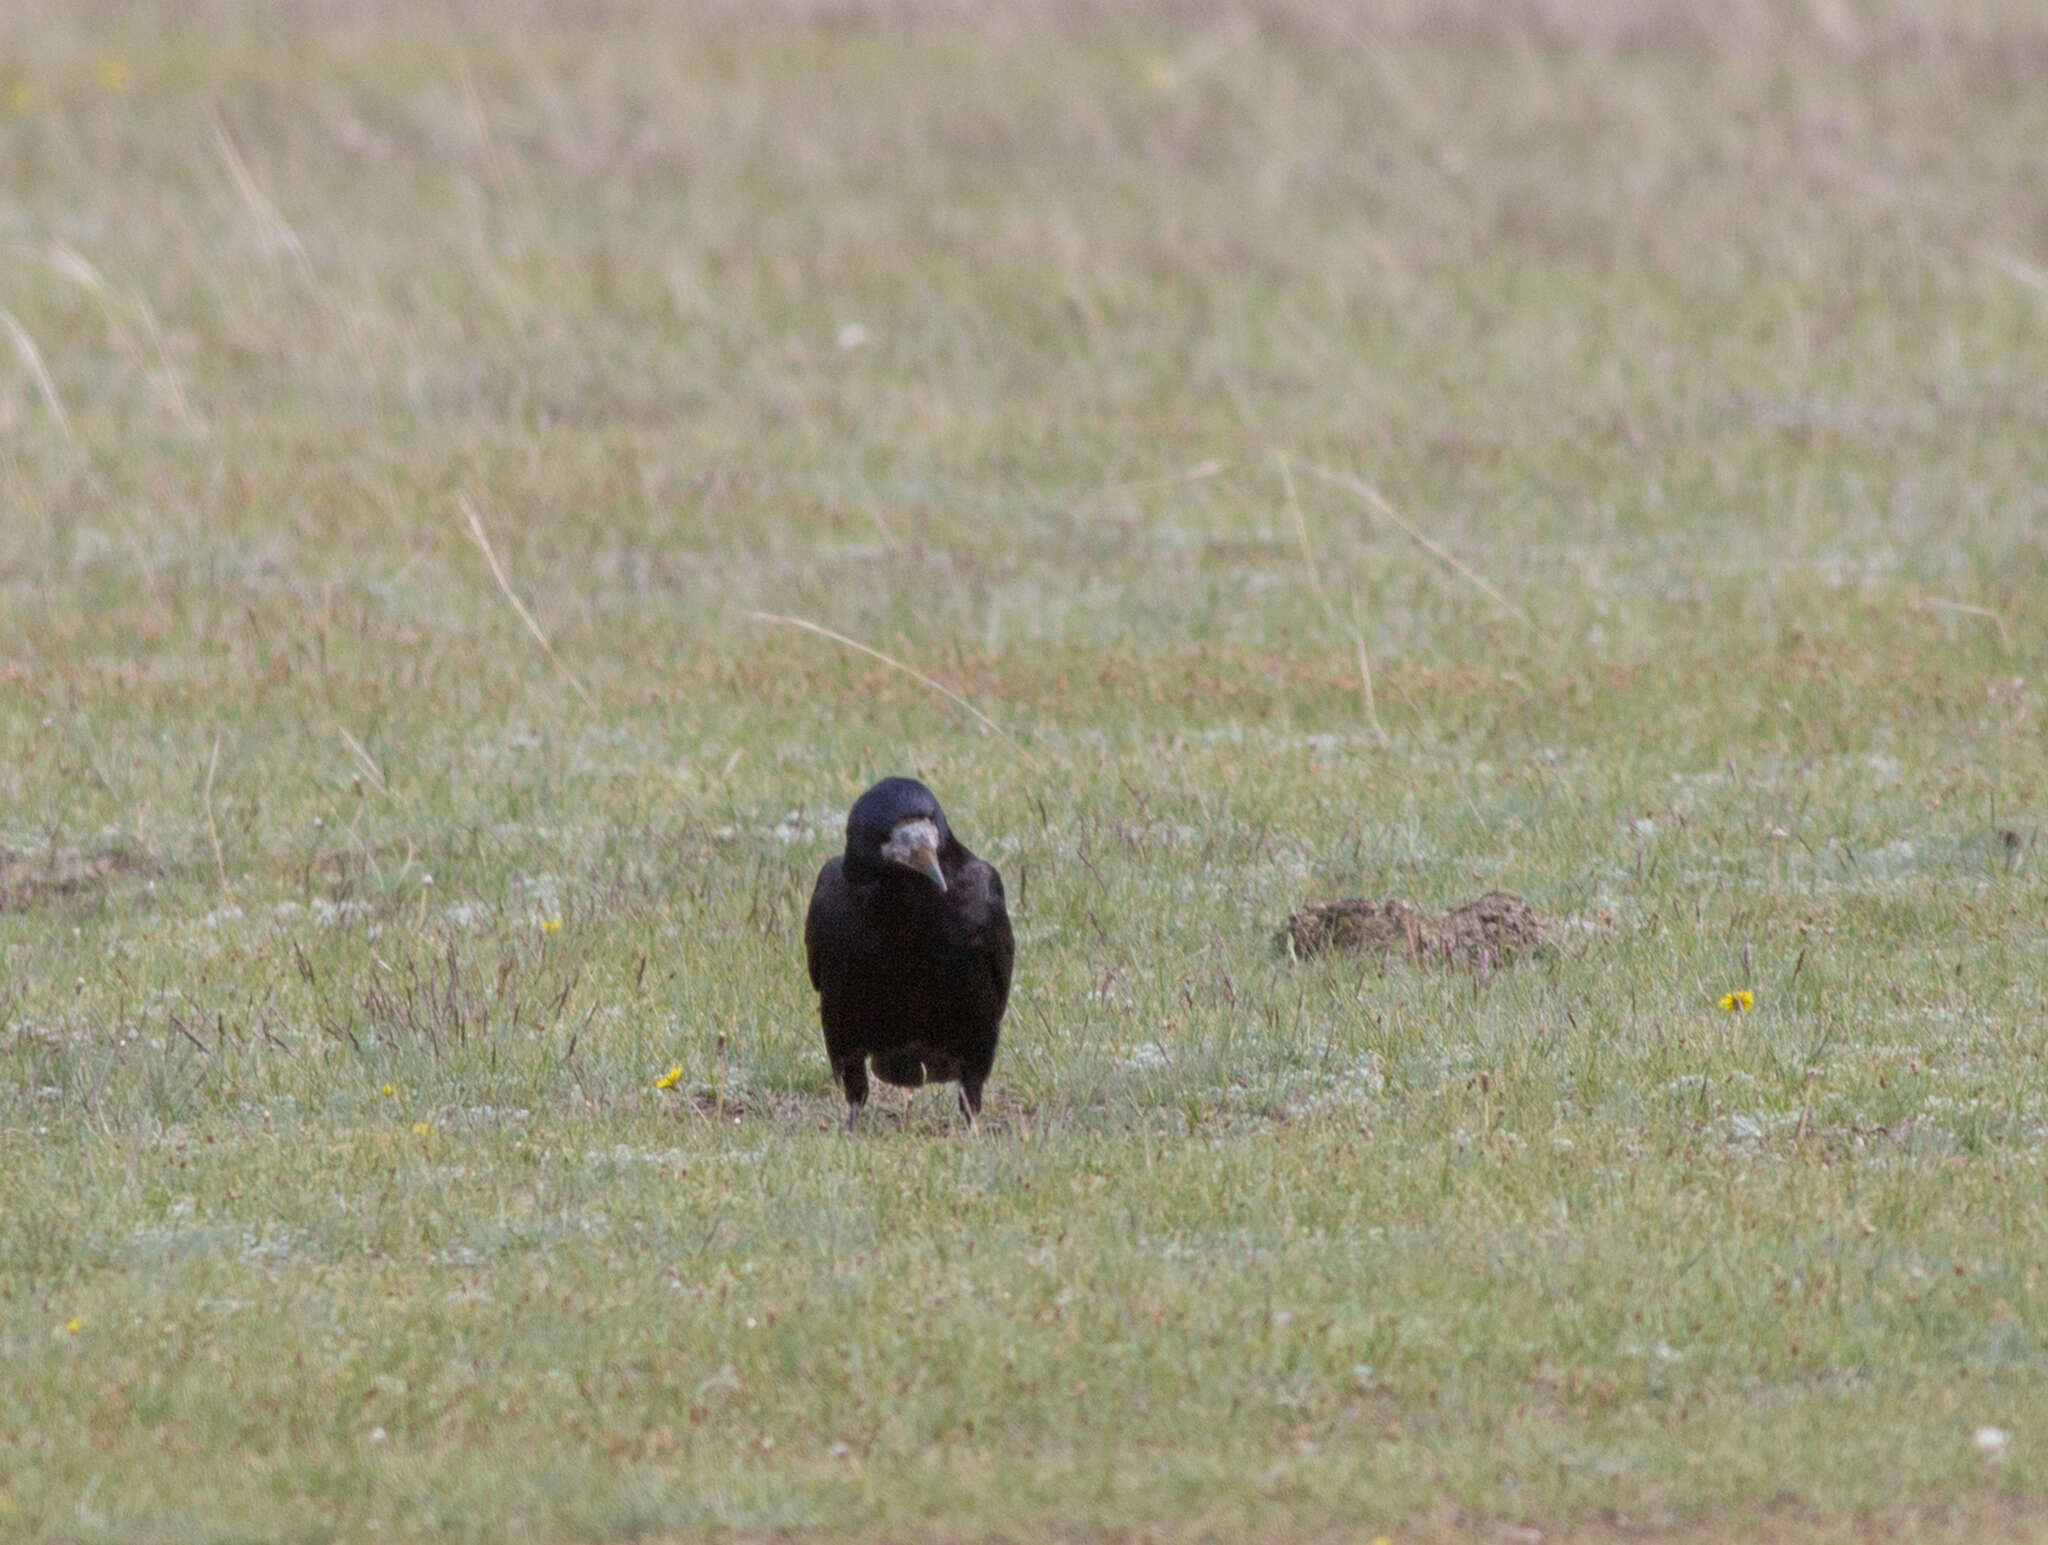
[0,845,155,913]
[1283,890,1544,970]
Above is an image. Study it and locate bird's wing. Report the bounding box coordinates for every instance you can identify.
[960,856,1015,1008]
[804,856,846,992]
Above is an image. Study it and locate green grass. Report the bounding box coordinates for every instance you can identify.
[4,3,2048,1540]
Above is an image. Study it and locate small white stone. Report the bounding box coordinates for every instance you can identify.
[1974,1426,2009,1458]
[369,1426,388,1444]
[836,321,870,351]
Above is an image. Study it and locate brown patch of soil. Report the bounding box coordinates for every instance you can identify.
[0,845,155,913]
[1283,890,1544,970]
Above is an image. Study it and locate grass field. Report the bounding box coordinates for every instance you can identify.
[4,2,2048,1540]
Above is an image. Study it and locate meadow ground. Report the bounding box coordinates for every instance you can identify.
[3,2,2048,1540]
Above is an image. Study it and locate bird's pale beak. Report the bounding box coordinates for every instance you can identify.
[882,818,947,891]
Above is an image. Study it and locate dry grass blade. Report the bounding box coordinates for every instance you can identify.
[203,732,231,903]
[337,725,389,793]
[1278,452,1338,626]
[1075,458,1231,511]
[455,48,510,199]
[37,242,204,434]
[456,492,599,713]
[213,119,316,289]
[1277,451,1386,745]
[1291,457,1533,629]
[743,610,1041,767]
[130,294,205,435]
[1981,247,2048,297]
[0,306,72,439]
[1918,595,2012,652]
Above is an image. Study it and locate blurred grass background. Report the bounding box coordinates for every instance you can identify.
[2,2,2047,1539]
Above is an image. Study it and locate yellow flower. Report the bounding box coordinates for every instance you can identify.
[654,1065,683,1091]
[541,917,562,934]
[380,1083,397,1098]
[412,1121,430,1136]
[6,80,34,113]
[96,59,131,94]
[65,1317,84,1335]
[1719,990,1754,1013]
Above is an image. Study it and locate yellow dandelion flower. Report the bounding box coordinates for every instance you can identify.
[96,59,131,94]
[541,917,562,934]
[1719,990,1754,1013]
[6,80,34,113]
[654,1065,683,1091]
[380,1083,397,1098]
[412,1121,431,1136]
[65,1317,84,1335]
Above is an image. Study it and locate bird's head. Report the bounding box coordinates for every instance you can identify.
[845,775,950,892]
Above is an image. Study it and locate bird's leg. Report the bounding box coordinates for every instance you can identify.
[839,1058,869,1134]
[958,1078,983,1130]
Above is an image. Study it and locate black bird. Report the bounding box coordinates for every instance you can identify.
[805,776,1014,1130]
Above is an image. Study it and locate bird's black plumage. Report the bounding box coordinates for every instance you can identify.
[805,776,1014,1129]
